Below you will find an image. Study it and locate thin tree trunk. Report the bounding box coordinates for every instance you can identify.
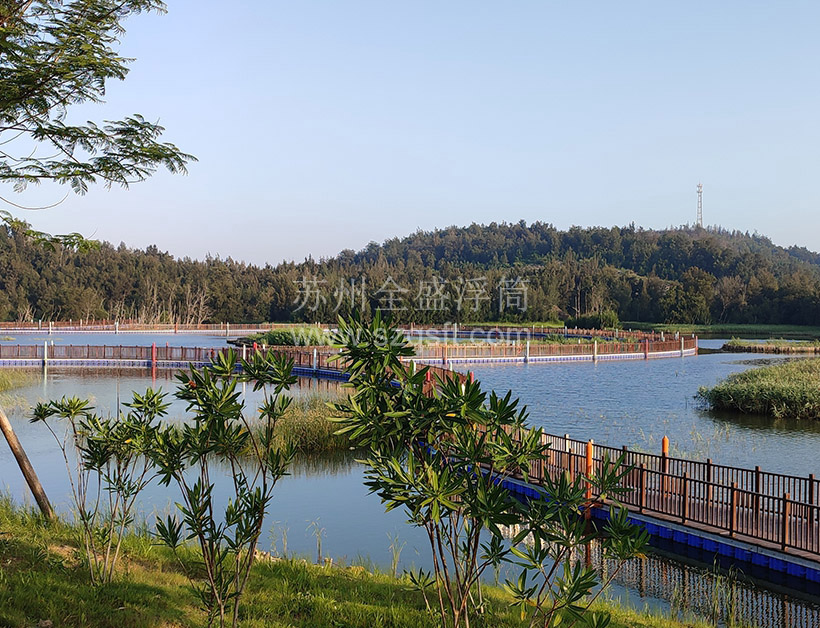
[0,404,53,519]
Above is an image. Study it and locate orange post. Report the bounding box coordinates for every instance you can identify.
[585,439,594,500]
[662,435,669,457]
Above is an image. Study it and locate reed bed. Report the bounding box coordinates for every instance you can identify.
[724,338,820,354]
[697,358,820,419]
[251,390,351,453]
[0,370,35,393]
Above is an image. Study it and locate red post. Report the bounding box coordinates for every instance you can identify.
[151,342,157,367]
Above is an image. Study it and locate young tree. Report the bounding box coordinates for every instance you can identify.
[332,313,648,628]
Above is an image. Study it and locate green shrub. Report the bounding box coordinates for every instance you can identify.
[565,308,620,330]
[697,358,820,419]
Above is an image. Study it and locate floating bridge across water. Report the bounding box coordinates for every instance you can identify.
[0,341,816,587]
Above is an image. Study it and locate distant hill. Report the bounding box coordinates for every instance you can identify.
[1,221,818,326]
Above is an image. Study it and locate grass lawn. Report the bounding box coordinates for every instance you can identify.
[0,498,714,628]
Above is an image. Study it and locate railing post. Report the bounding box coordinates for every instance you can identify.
[730,482,738,537]
[681,472,689,523]
[585,439,594,519]
[782,492,791,551]
[43,341,47,371]
[151,342,157,368]
[810,473,816,523]
[662,436,669,494]
[706,458,713,503]
[524,340,530,364]
[754,466,761,523]
[593,340,598,363]
[639,463,646,513]
[312,347,318,372]
[563,433,571,475]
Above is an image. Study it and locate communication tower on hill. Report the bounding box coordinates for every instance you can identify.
[696,182,703,228]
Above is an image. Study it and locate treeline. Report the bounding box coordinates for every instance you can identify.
[0,220,818,326]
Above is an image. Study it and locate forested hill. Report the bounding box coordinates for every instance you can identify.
[1,221,818,326]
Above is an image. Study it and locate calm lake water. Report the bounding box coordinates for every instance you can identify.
[0,338,818,626]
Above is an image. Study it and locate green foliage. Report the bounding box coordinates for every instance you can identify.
[697,358,820,419]
[30,388,167,584]
[332,312,649,628]
[1,224,820,325]
[243,327,333,346]
[151,348,297,628]
[0,1,194,196]
[565,309,620,330]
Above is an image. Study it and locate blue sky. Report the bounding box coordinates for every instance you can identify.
[8,1,819,265]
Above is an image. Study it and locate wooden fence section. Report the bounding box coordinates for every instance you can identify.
[399,324,664,341]
[0,321,306,333]
[407,337,696,363]
[516,431,820,559]
[0,321,671,341]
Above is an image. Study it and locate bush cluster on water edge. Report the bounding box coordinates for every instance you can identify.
[263,390,351,453]
[724,338,820,353]
[697,358,820,419]
[236,327,333,347]
[0,496,718,628]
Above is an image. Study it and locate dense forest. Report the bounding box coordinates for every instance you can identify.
[1,220,818,326]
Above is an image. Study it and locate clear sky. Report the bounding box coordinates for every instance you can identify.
[7,1,820,265]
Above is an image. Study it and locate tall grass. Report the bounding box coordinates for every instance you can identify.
[251,390,351,453]
[725,338,820,353]
[0,370,35,393]
[697,358,820,419]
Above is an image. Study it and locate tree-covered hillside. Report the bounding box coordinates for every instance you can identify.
[1,221,818,326]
